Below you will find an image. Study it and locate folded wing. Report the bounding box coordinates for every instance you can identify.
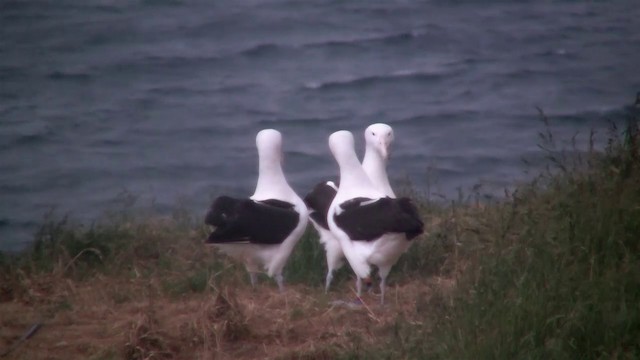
[205,195,299,245]
[304,181,338,230]
[334,197,424,241]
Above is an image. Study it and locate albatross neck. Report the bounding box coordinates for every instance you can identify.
[337,150,377,195]
[253,157,294,201]
[362,145,395,198]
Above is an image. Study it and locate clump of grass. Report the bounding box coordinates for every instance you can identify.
[162,268,210,297]
[210,289,251,342]
[0,200,232,302]
[284,230,327,286]
[123,302,178,359]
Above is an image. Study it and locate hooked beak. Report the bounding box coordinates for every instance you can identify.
[379,141,391,160]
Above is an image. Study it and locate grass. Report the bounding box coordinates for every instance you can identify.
[1,105,639,359]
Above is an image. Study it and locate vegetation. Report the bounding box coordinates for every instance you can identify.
[0,108,638,359]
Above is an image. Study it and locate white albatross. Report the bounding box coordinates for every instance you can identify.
[326,130,423,304]
[304,123,397,292]
[204,129,309,291]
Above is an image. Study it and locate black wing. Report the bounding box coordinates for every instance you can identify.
[396,198,424,240]
[303,181,337,230]
[258,198,295,210]
[205,196,238,227]
[333,197,424,241]
[205,196,299,245]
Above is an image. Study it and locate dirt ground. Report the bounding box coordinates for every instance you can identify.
[0,273,455,360]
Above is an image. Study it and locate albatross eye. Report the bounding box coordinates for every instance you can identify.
[372,131,376,136]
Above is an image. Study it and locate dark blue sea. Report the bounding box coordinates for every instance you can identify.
[1,0,639,252]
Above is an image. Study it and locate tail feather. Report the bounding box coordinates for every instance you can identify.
[394,198,424,240]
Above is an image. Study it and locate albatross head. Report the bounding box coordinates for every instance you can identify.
[328,130,358,166]
[365,123,394,160]
[256,129,283,165]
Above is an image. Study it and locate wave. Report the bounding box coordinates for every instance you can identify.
[533,49,574,58]
[499,68,557,80]
[396,111,478,124]
[303,70,446,91]
[89,138,126,147]
[145,84,214,97]
[238,43,283,57]
[1,128,55,150]
[145,82,253,97]
[544,108,630,125]
[0,216,37,232]
[0,65,28,81]
[232,30,428,59]
[14,132,51,146]
[47,70,92,82]
[145,53,222,66]
[303,30,426,49]
[141,0,184,7]
[0,92,20,101]
[257,115,345,126]
[109,54,220,73]
[210,84,255,94]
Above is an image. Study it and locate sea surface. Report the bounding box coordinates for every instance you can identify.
[1,0,639,252]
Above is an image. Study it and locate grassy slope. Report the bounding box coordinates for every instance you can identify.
[1,115,638,360]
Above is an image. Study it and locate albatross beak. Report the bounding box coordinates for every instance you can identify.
[379,141,391,160]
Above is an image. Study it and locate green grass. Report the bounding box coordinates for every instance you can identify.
[284,229,329,286]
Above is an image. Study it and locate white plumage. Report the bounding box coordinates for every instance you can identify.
[204,129,309,291]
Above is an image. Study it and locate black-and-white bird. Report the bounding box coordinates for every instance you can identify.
[304,124,397,292]
[204,129,309,291]
[326,130,423,304]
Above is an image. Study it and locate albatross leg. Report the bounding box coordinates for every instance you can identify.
[324,270,334,293]
[249,272,258,288]
[379,267,392,305]
[324,241,343,293]
[245,260,260,289]
[276,273,285,293]
[379,277,387,305]
[356,276,373,298]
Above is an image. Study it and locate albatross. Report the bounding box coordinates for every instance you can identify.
[204,129,309,291]
[326,130,423,304]
[304,123,398,292]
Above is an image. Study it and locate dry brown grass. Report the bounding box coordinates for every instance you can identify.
[0,265,455,360]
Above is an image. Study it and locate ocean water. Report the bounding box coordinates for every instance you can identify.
[1,0,639,252]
